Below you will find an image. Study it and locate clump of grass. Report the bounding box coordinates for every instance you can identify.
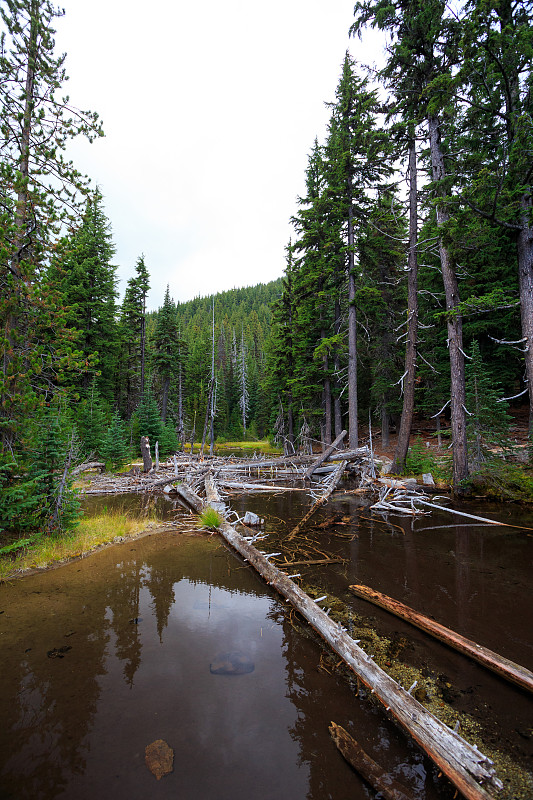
[0,510,157,581]
[197,506,224,531]
[467,460,533,502]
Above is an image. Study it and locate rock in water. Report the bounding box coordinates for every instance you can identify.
[145,739,174,780]
[243,511,262,526]
[210,651,255,675]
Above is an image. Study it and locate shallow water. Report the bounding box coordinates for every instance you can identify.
[0,530,445,800]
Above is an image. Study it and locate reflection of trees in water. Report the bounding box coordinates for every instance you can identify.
[0,581,109,798]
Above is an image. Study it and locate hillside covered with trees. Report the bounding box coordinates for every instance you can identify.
[1,0,532,544]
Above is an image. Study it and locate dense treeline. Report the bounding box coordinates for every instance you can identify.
[268,0,532,494]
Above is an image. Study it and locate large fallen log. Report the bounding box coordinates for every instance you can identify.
[217,480,308,492]
[349,583,533,695]
[287,460,348,541]
[71,461,105,476]
[178,487,502,799]
[305,430,347,480]
[329,722,414,800]
[204,473,226,514]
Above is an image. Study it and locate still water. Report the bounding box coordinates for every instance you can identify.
[0,529,443,800]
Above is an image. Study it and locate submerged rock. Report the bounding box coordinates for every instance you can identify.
[210,651,255,675]
[145,739,174,780]
[243,511,262,526]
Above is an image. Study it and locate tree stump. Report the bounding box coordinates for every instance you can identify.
[140,436,153,472]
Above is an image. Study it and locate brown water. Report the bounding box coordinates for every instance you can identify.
[1,491,532,799]
[0,528,446,800]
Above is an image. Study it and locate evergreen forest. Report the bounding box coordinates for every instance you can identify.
[1,0,532,545]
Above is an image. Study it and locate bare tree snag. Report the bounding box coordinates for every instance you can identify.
[140,436,152,472]
[288,461,347,540]
[305,430,347,480]
[349,584,533,695]
[329,723,414,800]
[391,135,418,475]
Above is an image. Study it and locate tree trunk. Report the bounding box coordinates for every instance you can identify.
[329,723,414,800]
[333,298,343,438]
[517,201,533,440]
[140,436,152,472]
[305,429,347,480]
[200,378,214,458]
[381,404,389,449]
[391,137,418,473]
[349,583,533,695]
[428,115,468,492]
[347,204,358,449]
[161,375,170,423]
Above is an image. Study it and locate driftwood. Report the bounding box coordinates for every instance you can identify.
[329,722,413,800]
[204,473,226,514]
[305,430,346,480]
[287,460,348,541]
[349,583,533,695]
[71,461,105,476]
[218,480,308,492]
[160,484,502,799]
[279,557,344,567]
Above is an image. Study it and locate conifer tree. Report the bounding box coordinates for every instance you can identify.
[152,285,180,422]
[119,255,150,416]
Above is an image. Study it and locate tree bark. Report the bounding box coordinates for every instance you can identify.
[333,297,343,438]
[140,436,152,472]
[517,200,533,438]
[349,583,533,695]
[347,204,358,449]
[391,137,418,474]
[428,115,468,492]
[288,460,347,540]
[305,429,347,480]
[329,723,414,800]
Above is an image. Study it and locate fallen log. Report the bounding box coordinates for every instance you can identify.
[204,473,226,514]
[178,488,502,799]
[329,722,414,800]
[287,460,348,541]
[71,461,105,476]
[175,483,205,512]
[349,583,533,695]
[279,557,345,567]
[305,430,347,480]
[217,480,308,492]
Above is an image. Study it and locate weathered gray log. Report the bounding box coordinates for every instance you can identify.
[204,473,226,514]
[140,436,152,472]
[305,430,347,480]
[175,483,204,511]
[349,583,533,695]
[287,460,348,541]
[329,722,414,800]
[172,488,502,799]
[217,480,308,492]
[325,447,370,463]
[71,461,105,476]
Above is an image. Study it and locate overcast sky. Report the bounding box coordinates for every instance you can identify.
[55,0,385,310]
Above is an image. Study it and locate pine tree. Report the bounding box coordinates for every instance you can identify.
[152,285,180,422]
[465,341,512,470]
[52,189,119,400]
[0,0,102,453]
[119,255,150,416]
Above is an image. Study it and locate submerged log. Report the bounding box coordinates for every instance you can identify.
[349,583,533,695]
[287,460,348,541]
[329,722,414,800]
[172,487,502,799]
[305,430,347,480]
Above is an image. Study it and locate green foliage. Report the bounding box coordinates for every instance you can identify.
[465,341,512,470]
[405,436,448,480]
[134,392,164,445]
[197,506,224,530]
[467,462,533,503]
[100,411,130,470]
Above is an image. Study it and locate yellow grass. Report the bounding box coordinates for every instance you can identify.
[0,510,158,582]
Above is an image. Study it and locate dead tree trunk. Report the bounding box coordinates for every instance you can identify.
[199,377,215,459]
[329,723,414,800]
[391,136,418,474]
[140,436,152,472]
[288,460,347,540]
[347,203,359,450]
[305,429,347,480]
[349,583,533,695]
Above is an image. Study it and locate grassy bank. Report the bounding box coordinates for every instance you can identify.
[0,510,158,582]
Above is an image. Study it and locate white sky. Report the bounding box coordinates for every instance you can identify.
[55,0,385,310]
